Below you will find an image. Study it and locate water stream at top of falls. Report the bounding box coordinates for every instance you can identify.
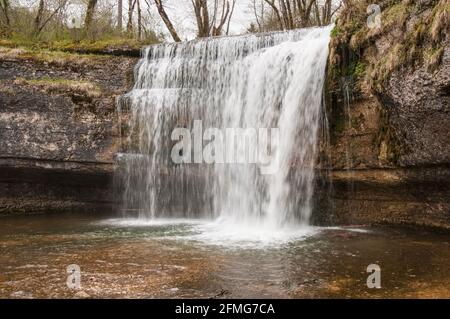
[116,26,332,229]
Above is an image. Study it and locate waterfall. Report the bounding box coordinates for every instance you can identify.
[116,26,332,229]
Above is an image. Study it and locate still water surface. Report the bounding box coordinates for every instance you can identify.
[1,214,449,298]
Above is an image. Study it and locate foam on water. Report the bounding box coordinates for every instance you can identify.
[98,218,319,248]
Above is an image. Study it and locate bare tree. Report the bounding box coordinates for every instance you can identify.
[153,0,181,42]
[137,0,142,39]
[225,0,236,35]
[33,0,69,36]
[118,0,123,31]
[292,0,316,28]
[263,0,284,29]
[256,0,340,31]
[192,0,236,37]
[34,0,45,34]
[152,0,238,41]
[315,0,341,26]
[252,0,261,31]
[127,0,137,34]
[250,0,267,32]
[191,0,209,37]
[210,0,230,36]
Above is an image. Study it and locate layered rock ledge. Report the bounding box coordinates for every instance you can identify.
[0,47,137,214]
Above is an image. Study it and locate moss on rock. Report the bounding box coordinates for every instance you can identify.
[331,0,448,91]
[326,0,449,167]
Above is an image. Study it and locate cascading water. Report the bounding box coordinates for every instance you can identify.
[116,26,332,230]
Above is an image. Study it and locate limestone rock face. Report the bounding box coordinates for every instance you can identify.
[381,41,450,166]
[0,48,137,214]
[322,0,450,229]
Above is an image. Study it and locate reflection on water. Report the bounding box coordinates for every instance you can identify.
[0,214,449,298]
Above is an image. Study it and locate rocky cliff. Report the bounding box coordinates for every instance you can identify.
[317,0,450,229]
[0,47,137,214]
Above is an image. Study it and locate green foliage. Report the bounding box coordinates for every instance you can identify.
[330,25,341,38]
[353,62,365,77]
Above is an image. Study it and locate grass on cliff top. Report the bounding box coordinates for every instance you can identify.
[0,36,156,53]
[0,45,110,66]
[0,35,151,67]
[14,77,102,98]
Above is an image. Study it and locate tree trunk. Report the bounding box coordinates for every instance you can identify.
[192,0,211,37]
[200,0,210,37]
[127,0,137,34]
[0,0,11,29]
[285,0,294,29]
[278,0,289,29]
[216,0,230,36]
[226,0,236,35]
[252,0,262,32]
[323,0,332,25]
[118,0,123,31]
[84,0,98,32]
[33,0,68,36]
[34,0,45,35]
[264,0,284,30]
[154,0,181,42]
[137,0,142,40]
[192,0,205,37]
[313,0,321,26]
